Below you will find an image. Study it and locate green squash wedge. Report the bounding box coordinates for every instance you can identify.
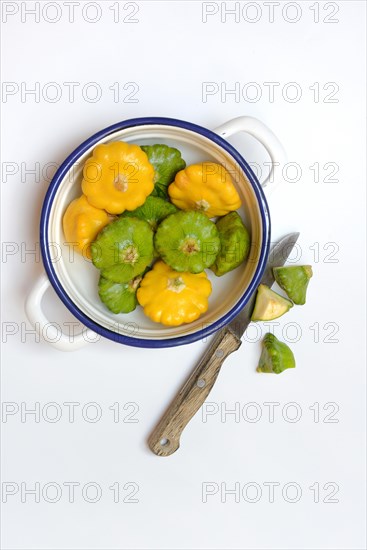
[257,333,296,374]
[251,284,293,321]
[273,265,313,305]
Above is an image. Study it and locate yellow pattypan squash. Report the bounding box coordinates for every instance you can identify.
[168,162,242,217]
[137,260,212,326]
[62,194,110,259]
[82,141,154,214]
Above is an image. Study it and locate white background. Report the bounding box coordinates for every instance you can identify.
[1,1,366,549]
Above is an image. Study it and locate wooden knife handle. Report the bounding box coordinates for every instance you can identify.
[148,328,241,456]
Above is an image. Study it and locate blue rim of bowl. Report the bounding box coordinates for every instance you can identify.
[40,117,271,348]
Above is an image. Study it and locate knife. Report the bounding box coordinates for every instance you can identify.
[148,232,300,456]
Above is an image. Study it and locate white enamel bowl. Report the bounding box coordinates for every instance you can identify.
[25,116,285,350]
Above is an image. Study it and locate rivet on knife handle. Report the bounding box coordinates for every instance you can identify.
[148,328,241,457]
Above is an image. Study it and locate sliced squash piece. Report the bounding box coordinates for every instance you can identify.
[273,265,313,305]
[251,284,293,321]
[256,333,296,374]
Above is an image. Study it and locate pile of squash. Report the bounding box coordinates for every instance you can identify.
[63,141,250,326]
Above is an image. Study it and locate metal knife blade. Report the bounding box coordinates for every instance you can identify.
[228,232,300,340]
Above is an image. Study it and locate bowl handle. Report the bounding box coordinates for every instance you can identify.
[25,274,96,351]
[213,116,286,191]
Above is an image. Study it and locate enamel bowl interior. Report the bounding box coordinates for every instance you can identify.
[47,124,265,343]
